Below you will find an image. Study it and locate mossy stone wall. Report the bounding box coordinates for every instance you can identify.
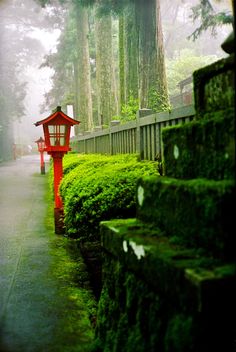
[96,48,235,350]
[193,54,235,116]
[95,219,236,352]
[162,109,235,180]
[136,176,235,260]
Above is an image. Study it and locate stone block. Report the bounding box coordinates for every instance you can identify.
[193,54,235,116]
[136,176,235,260]
[162,109,235,180]
[98,219,236,351]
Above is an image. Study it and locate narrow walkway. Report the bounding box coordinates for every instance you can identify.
[0,155,95,352]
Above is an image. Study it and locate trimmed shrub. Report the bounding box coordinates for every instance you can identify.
[59,153,159,240]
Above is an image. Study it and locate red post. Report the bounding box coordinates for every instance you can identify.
[52,153,63,208]
[40,151,45,174]
[52,152,64,234]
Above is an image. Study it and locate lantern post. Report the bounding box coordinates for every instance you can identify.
[35,137,45,174]
[35,106,80,234]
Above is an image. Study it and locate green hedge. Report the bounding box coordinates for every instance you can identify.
[58,153,159,240]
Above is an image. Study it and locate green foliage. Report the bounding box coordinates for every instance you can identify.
[63,153,84,174]
[49,236,97,347]
[189,0,233,41]
[78,0,129,16]
[148,86,171,113]
[166,49,218,96]
[164,314,194,352]
[58,153,159,239]
[113,95,139,123]
[61,92,76,108]
[113,85,171,122]
[39,7,77,112]
[37,0,67,6]
[121,95,139,121]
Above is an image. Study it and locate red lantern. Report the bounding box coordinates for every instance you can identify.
[35,106,80,233]
[35,137,46,174]
[35,136,45,152]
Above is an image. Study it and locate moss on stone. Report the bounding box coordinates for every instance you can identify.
[162,109,235,180]
[95,254,165,351]
[193,54,235,115]
[136,176,235,260]
[97,219,236,351]
[164,314,195,352]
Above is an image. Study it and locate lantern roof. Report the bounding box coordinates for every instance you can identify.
[34,106,80,127]
[35,136,45,143]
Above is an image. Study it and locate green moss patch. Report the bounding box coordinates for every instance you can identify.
[96,219,236,351]
[162,109,235,180]
[136,176,235,260]
[193,54,235,115]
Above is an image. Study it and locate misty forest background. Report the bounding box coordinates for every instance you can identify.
[0,0,234,160]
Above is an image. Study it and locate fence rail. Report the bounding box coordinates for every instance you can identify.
[71,105,195,161]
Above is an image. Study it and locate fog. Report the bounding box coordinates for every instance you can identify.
[0,0,63,155]
[14,30,61,146]
[0,0,233,158]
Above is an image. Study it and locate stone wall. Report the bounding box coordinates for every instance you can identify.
[95,39,235,351]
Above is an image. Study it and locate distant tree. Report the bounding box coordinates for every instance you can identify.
[166,48,218,96]
[118,0,169,114]
[160,0,233,59]
[189,0,234,41]
[75,0,170,113]
[94,6,118,126]
[75,2,93,131]
[39,9,75,113]
[40,3,94,132]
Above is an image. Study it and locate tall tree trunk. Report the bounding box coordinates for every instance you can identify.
[136,0,157,108]
[73,59,79,134]
[135,0,169,110]
[156,0,169,103]
[95,11,118,126]
[119,13,125,108]
[75,4,93,132]
[124,2,139,103]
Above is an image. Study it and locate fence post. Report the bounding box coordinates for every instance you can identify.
[109,128,113,155]
[136,110,144,159]
[110,120,120,156]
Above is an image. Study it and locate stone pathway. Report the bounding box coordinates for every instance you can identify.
[0,155,95,352]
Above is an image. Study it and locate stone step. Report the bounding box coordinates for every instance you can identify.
[99,218,236,350]
[193,53,234,116]
[136,176,235,260]
[162,108,235,180]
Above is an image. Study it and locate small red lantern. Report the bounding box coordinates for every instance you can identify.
[35,106,80,234]
[35,136,45,174]
[35,136,45,152]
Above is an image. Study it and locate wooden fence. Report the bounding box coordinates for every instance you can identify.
[71,105,195,161]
